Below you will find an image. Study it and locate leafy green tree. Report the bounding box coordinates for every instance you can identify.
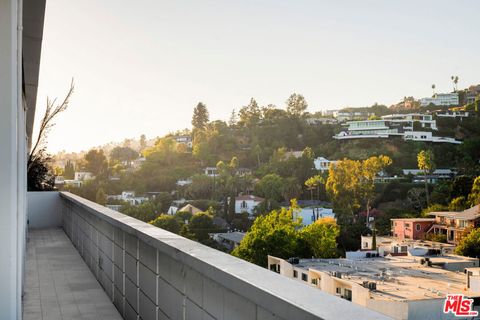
[150,215,181,234]
[256,173,284,202]
[186,174,214,199]
[468,176,480,206]
[232,204,301,267]
[110,146,138,163]
[449,196,467,211]
[455,228,480,258]
[188,212,217,242]
[84,149,108,176]
[64,160,75,179]
[95,188,107,205]
[192,102,209,130]
[286,93,308,117]
[417,150,434,206]
[238,98,261,127]
[282,177,302,202]
[298,218,339,258]
[305,175,325,201]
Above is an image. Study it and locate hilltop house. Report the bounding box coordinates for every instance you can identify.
[174,135,192,148]
[427,205,480,244]
[419,92,459,107]
[334,113,461,144]
[235,195,264,216]
[204,167,218,177]
[402,168,456,183]
[314,156,337,173]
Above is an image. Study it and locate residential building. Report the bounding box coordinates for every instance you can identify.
[174,135,193,148]
[210,232,246,250]
[268,255,480,320]
[436,110,470,118]
[420,93,459,107]
[74,171,94,181]
[427,205,480,244]
[1,2,385,319]
[335,111,374,122]
[314,156,337,172]
[176,178,192,186]
[178,204,203,215]
[293,207,335,227]
[132,156,146,169]
[334,113,461,144]
[167,205,179,215]
[360,235,455,256]
[284,150,304,159]
[466,85,480,105]
[391,218,435,240]
[402,168,457,183]
[235,195,264,216]
[306,117,338,125]
[204,166,218,177]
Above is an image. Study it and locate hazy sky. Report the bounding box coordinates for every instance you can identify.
[36,0,480,153]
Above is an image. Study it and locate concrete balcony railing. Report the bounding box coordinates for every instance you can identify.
[29,191,390,320]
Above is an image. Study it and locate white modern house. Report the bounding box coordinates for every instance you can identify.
[436,110,470,118]
[235,195,264,216]
[74,171,95,181]
[314,157,337,173]
[174,135,192,148]
[334,113,461,144]
[0,2,389,319]
[420,93,459,107]
[204,166,218,177]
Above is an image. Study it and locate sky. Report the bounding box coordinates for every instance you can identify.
[36,0,480,153]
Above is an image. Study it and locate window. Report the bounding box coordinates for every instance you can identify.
[301,273,308,282]
[293,270,298,278]
[344,289,352,301]
[241,201,247,208]
[416,224,421,231]
[311,278,318,285]
[405,223,410,228]
[336,287,341,294]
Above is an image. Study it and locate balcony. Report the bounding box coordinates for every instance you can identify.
[24,191,389,320]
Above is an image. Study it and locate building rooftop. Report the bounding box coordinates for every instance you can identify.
[211,232,246,244]
[292,255,479,302]
[428,204,480,220]
[235,195,264,202]
[390,218,435,222]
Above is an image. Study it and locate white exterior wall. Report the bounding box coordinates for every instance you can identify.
[235,199,260,215]
[0,0,23,317]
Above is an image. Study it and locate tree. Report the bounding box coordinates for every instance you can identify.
[455,228,480,258]
[110,146,138,164]
[468,176,480,206]
[95,188,107,205]
[238,98,261,127]
[286,93,308,117]
[192,102,209,130]
[431,84,436,97]
[186,174,214,199]
[232,204,301,267]
[64,160,75,179]
[417,150,434,206]
[282,177,302,202]
[298,218,339,258]
[451,75,459,92]
[84,149,108,176]
[140,134,147,151]
[305,175,324,201]
[256,173,284,202]
[149,215,181,234]
[228,109,237,127]
[449,196,467,212]
[28,80,74,191]
[188,212,217,242]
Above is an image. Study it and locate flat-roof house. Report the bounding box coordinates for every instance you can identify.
[391,218,435,240]
[235,195,264,216]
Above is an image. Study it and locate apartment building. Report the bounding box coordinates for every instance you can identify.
[268,255,480,320]
[420,93,459,107]
[427,205,480,244]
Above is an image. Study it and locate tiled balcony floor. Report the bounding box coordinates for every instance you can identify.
[23,228,122,320]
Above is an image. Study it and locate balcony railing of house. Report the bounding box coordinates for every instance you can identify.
[27,191,390,320]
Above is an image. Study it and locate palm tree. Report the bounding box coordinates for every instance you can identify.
[417,150,434,207]
[451,75,459,92]
[431,84,436,97]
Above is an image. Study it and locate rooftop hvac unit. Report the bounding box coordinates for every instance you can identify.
[288,257,300,264]
[368,282,377,291]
